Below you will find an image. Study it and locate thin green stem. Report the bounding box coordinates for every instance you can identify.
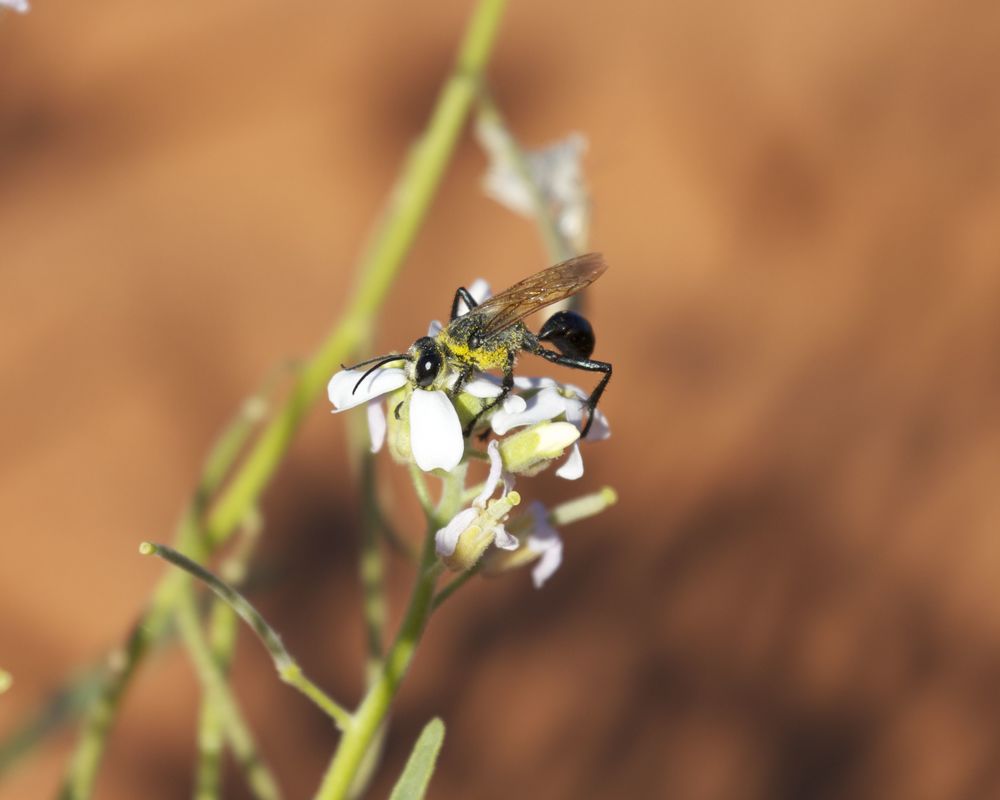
[53,0,507,789]
[313,465,466,800]
[194,598,238,800]
[407,463,436,519]
[431,566,479,611]
[195,511,262,800]
[0,665,105,778]
[140,543,352,731]
[359,454,386,682]
[174,581,282,800]
[55,376,278,798]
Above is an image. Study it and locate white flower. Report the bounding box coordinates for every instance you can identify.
[329,278,500,473]
[490,383,610,480]
[524,502,564,588]
[480,500,564,588]
[328,364,462,472]
[0,0,29,13]
[477,117,591,251]
[436,441,520,569]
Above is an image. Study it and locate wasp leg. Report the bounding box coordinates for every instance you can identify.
[531,345,612,438]
[458,355,514,438]
[450,287,479,321]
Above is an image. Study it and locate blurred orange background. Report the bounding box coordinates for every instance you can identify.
[4,1,1000,798]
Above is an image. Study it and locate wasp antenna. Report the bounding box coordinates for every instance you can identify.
[343,352,409,371]
[352,354,410,395]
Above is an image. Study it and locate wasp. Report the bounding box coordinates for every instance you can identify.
[346,252,612,438]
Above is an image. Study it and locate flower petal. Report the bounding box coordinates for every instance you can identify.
[329,367,407,411]
[526,503,564,588]
[531,537,564,588]
[512,375,558,391]
[464,376,504,398]
[561,391,611,440]
[474,441,505,507]
[555,442,584,480]
[410,389,464,472]
[492,524,519,551]
[468,278,492,304]
[502,394,527,414]
[435,507,478,557]
[366,400,387,453]
[491,387,566,435]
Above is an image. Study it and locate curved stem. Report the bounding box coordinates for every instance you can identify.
[174,583,282,800]
[51,0,508,792]
[312,463,465,800]
[140,543,352,731]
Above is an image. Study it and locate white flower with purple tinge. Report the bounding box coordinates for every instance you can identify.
[1,0,29,13]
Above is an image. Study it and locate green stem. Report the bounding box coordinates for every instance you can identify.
[195,511,262,800]
[55,376,278,798]
[140,543,352,731]
[313,460,465,800]
[194,598,238,800]
[52,0,507,790]
[174,582,282,800]
[431,566,479,611]
[359,454,386,683]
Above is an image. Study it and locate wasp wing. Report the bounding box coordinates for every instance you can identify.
[472,252,608,339]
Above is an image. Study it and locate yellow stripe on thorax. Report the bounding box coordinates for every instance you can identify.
[438,331,509,370]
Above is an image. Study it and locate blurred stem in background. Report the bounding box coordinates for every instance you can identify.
[0,0,603,795]
[194,509,264,800]
[37,0,511,797]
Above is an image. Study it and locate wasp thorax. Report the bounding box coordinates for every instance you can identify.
[408,337,444,389]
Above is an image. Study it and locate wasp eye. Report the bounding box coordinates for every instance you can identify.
[414,346,442,388]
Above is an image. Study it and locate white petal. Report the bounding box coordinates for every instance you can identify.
[526,504,564,588]
[555,442,584,480]
[427,319,443,336]
[0,0,29,12]
[492,524,519,551]
[410,390,464,472]
[328,366,407,411]
[464,376,504,398]
[366,401,387,453]
[513,375,558,390]
[502,394,527,414]
[531,537,564,588]
[559,391,611,441]
[473,441,504,507]
[435,507,478,557]
[491,387,566,435]
[468,279,492,304]
[584,407,611,440]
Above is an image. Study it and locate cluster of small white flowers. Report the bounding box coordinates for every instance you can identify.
[328,279,611,587]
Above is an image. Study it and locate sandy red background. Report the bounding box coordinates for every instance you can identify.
[4,1,1000,798]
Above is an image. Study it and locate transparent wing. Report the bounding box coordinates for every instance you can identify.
[471,253,607,339]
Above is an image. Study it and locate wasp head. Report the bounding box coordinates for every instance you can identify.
[407,336,446,389]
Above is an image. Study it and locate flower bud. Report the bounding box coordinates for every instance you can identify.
[498,421,580,476]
